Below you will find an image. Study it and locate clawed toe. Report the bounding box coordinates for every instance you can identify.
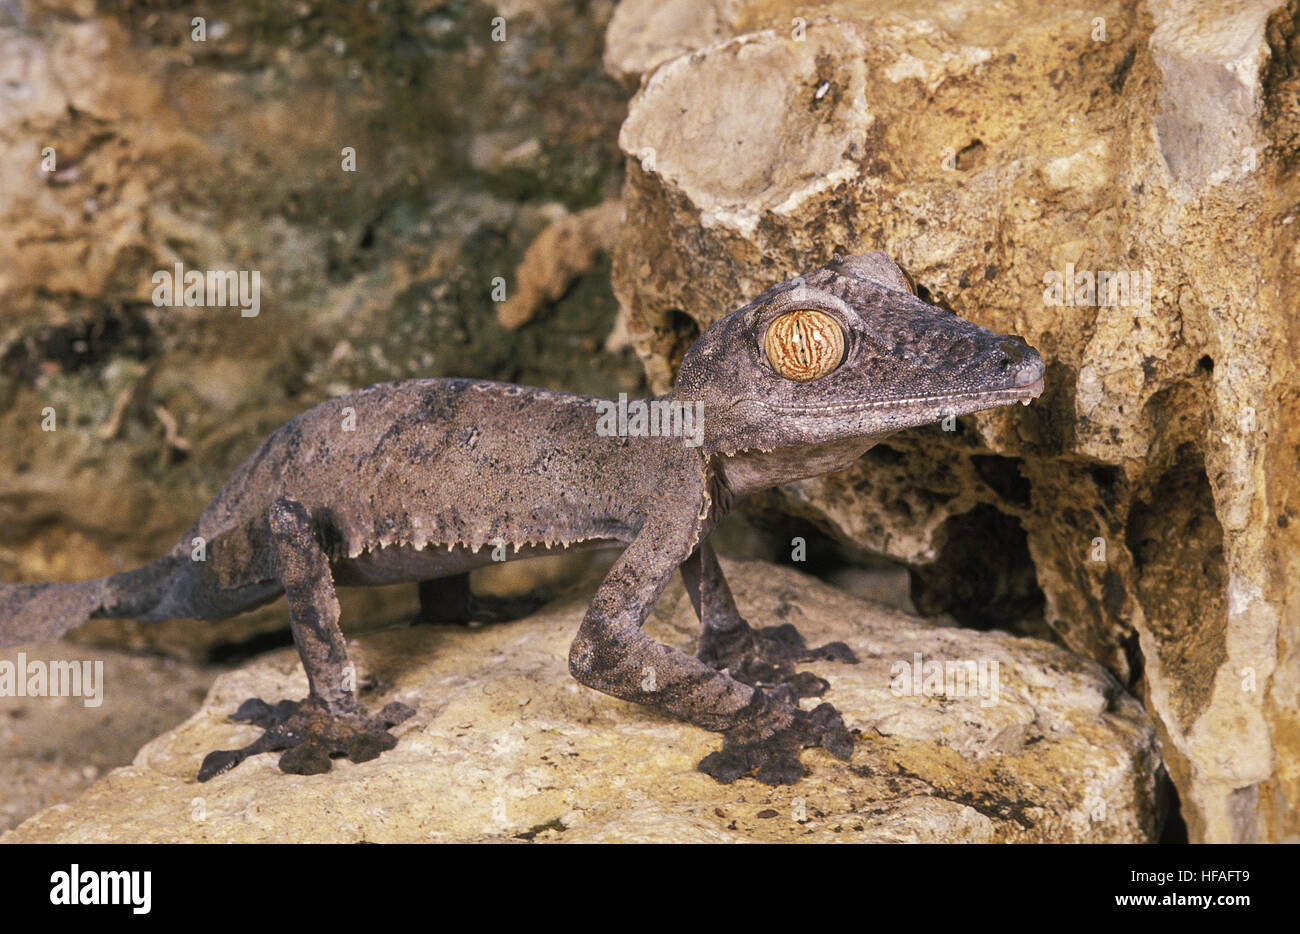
[806,702,854,761]
[758,623,859,664]
[698,620,858,696]
[697,691,853,786]
[276,739,334,776]
[197,696,416,782]
[807,639,858,664]
[784,671,831,698]
[229,697,298,730]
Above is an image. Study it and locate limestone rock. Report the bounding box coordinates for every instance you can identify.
[498,199,624,329]
[605,0,1299,842]
[604,0,741,86]
[2,560,1163,844]
[0,643,214,833]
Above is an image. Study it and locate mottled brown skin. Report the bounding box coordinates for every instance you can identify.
[0,252,1045,785]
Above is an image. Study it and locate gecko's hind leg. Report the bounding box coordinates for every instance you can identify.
[683,543,857,699]
[197,497,414,782]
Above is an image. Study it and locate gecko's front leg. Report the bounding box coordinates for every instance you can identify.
[197,497,413,781]
[568,512,853,785]
[681,541,857,699]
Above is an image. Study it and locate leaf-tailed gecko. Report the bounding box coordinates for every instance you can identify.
[0,252,1044,785]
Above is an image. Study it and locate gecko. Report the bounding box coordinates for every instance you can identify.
[0,252,1044,786]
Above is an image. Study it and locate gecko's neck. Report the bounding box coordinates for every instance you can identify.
[715,434,886,501]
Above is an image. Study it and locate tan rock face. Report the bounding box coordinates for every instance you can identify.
[0,642,214,833]
[606,0,1299,842]
[2,561,1163,843]
[620,26,871,238]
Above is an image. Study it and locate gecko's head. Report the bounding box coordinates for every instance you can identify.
[673,252,1045,455]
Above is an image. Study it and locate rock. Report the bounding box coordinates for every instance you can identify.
[604,0,738,87]
[0,642,215,833]
[2,560,1163,843]
[498,199,624,329]
[605,0,1299,842]
[619,26,871,240]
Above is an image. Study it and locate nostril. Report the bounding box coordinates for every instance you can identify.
[1015,364,1042,386]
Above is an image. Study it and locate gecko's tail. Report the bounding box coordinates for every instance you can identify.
[0,555,186,648]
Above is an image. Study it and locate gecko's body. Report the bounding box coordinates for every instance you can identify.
[0,253,1044,785]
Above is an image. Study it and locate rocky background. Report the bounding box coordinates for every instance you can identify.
[1,0,1296,843]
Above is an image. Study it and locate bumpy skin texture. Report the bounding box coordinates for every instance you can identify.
[0,253,1044,785]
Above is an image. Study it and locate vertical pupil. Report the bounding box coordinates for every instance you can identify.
[797,322,813,367]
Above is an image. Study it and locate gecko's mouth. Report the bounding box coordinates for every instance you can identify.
[755,376,1045,416]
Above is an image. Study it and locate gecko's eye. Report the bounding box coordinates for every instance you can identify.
[764,309,844,381]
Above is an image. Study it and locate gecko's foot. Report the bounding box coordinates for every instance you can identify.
[697,687,854,786]
[698,621,858,698]
[197,696,415,782]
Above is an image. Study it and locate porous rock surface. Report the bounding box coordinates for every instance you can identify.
[606,0,1299,843]
[2,560,1162,844]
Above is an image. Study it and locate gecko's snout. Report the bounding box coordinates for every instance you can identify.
[1014,359,1046,388]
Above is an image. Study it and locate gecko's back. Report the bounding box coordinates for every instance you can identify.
[194,378,693,593]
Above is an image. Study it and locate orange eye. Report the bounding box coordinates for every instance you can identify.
[764,309,844,381]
